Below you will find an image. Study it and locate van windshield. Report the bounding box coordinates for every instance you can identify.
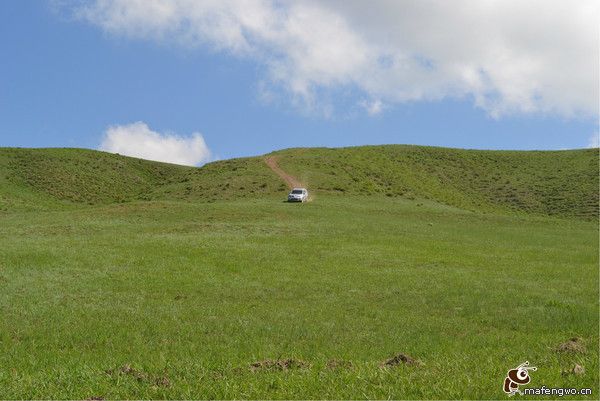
[291,190,303,194]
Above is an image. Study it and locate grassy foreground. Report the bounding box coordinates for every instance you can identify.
[0,195,597,399]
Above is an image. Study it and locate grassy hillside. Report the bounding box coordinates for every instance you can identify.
[0,146,597,398]
[0,148,284,210]
[0,146,597,219]
[273,145,599,219]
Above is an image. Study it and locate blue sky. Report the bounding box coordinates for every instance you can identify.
[0,1,597,164]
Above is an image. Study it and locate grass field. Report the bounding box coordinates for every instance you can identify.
[0,147,598,399]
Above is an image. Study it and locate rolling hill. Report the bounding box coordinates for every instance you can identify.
[0,145,598,399]
[1,145,597,219]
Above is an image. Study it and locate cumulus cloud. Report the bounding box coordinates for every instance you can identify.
[99,121,211,166]
[74,0,598,118]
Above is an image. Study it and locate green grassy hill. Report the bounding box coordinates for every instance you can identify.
[0,145,597,218]
[274,146,599,219]
[0,148,284,210]
[0,145,597,399]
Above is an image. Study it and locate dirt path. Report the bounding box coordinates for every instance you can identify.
[264,156,303,189]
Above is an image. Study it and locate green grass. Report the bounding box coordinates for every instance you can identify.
[0,148,284,210]
[0,146,597,399]
[1,197,597,399]
[1,146,597,218]
[273,145,599,219]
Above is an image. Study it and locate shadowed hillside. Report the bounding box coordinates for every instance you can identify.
[0,148,284,209]
[0,145,597,219]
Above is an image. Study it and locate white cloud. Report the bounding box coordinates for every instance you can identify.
[74,0,598,118]
[360,99,384,116]
[588,131,599,148]
[99,121,211,166]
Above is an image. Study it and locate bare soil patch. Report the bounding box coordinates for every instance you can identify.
[562,364,585,376]
[556,337,586,354]
[380,353,422,367]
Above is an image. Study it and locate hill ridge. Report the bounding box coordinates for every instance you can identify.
[0,145,597,219]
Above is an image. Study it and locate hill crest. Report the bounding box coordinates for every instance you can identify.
[0,145,597,219]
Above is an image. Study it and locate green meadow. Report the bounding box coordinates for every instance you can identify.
[0,147,597,399]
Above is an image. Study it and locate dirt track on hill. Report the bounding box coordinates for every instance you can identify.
[264,156,303,188]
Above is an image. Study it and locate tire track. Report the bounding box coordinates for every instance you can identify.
[264,156,303,189]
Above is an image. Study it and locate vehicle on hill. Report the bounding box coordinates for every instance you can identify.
[288,187,308,202]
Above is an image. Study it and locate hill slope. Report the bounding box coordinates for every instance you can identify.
[0,145,597,218]
[272,146,599,219]
[0,148,284,209]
